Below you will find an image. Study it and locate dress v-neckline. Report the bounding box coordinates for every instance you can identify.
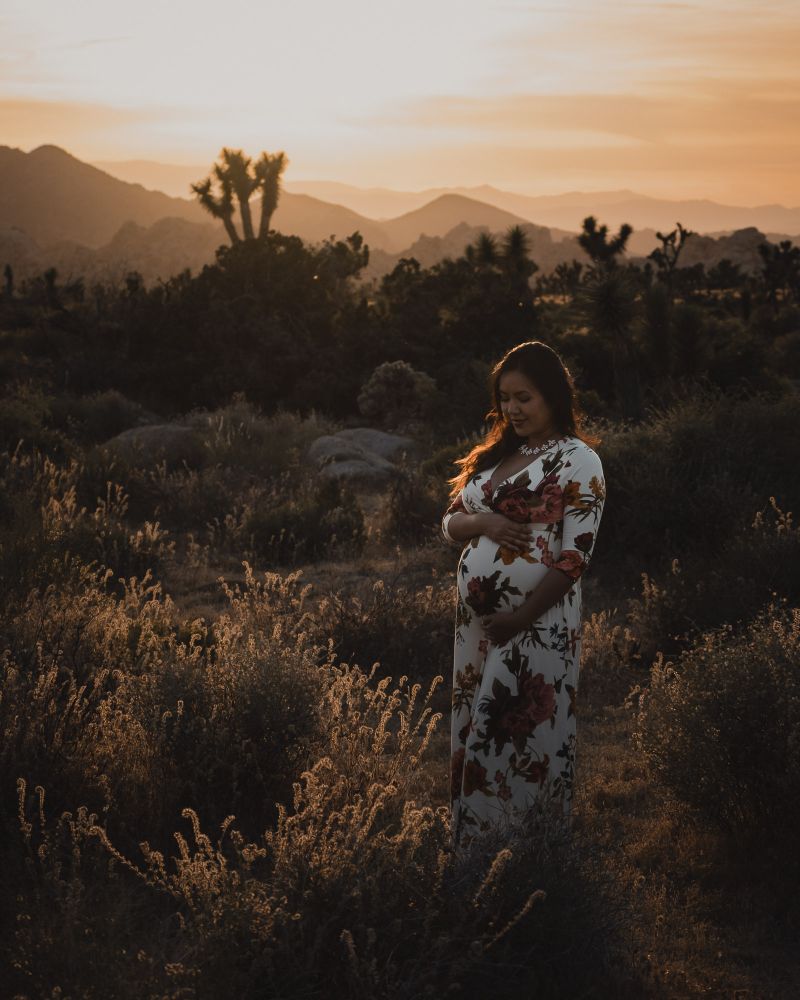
[486,437,569,498]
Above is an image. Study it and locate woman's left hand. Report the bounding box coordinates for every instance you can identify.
[481,610,526,646]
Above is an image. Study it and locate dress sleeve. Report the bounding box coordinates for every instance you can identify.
[441,491,468,543]
[552,449,606,581]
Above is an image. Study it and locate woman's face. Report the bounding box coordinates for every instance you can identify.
[498,369,557,440]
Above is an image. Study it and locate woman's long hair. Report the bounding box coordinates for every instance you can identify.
[448,340,600,497]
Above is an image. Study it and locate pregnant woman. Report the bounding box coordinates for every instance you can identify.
[442,341,606,848]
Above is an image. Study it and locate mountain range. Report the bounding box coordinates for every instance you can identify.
[1,145,797,287]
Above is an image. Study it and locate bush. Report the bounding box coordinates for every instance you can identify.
[0,385,69,454]
[311,576,454,687]
[8,654,627,1000]
[2,563,326,849]
[623,497,800,664]
[634,602,800,852]
[596,385,800,581]
[234,475,366,565]
[189,395,339,476]
[579,608,643,712]
[0,448,174,599]
[358,359,438,433]
[49,389,149,444]
[376,463,449,546]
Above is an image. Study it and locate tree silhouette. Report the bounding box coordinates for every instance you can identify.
[706,258,744,294]
[254,151,288,237]
[580,266,643,420]
[192,147,288,244]
[648,222,696,291]
[191,171,239,245]
[218,148,258,239]
[500,224,538,313]
[578,215,633,270]
[757,239,800,311]
[574,214,641,419]
[474,232,499,267]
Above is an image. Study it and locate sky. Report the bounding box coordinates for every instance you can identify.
[0,0,798,204]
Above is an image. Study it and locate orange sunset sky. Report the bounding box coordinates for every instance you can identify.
[1,0,798,205]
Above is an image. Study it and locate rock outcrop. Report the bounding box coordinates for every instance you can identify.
[307,428,416,484]
[103,423,204,467]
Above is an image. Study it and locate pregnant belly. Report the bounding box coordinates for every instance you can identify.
[457,534,553,615]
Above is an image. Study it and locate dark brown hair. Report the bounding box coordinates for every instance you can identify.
[448,340,600,497]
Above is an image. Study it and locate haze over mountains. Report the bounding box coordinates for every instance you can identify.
[1,145,797,287]
[93,156,800,236]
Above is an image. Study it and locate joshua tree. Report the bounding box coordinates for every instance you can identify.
[191,171,239,244]
[191,147,288,244]
[254,151,288,237]
[470,232,499,267]
[218,148,259,239]
[501,225,535,274]
[757,239,800,311]
[578,215,633,270]
[648,222,696,292]
[551,260,584,298]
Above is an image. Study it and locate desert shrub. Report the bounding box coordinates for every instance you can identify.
[0,449,174,599]
[78,453,242,530]
[189,395,339,475]
[48,389,149,444]
[376,433,482,547]
[376,463,449,545]
[579,608,643,712]
[2,563,326,851]
[231,474,366,565]
[596,385,800,581]
[634,602,800,852]
[0,384,69,454]
[312,576,454,687]
[6,660,628,1000]
[769,328,800,380]
[624,497,800,664]
[418,436,477,484]
[357,359,438,432]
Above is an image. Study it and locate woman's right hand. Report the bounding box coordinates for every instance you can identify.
[481,513,533,552]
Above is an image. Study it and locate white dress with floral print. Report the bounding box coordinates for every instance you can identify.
[442,436,606,847]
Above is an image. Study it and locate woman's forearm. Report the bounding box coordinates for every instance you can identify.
[515,568,575,626]
[445,511,490,542]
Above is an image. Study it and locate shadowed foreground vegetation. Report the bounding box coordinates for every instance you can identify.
[1,224,799,997]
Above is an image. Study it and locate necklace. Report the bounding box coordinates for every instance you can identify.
[518,435,561,458]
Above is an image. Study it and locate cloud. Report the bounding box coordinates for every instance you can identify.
[368,76,799,148]
[0,98,182,154]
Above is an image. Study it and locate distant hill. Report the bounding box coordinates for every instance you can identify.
[90,154,800,239]
[376,194,531,252]
[282,181,800,237]
[1,146,393,255]
[1,146,797,287]
[271,193,389,248]
[0,145,207,247]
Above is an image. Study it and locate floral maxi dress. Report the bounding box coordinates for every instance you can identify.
[441,436,606,847]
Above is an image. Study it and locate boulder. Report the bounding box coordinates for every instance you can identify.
[102,423,204,467]
[334,427,415,460]
[307,428,415,484]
